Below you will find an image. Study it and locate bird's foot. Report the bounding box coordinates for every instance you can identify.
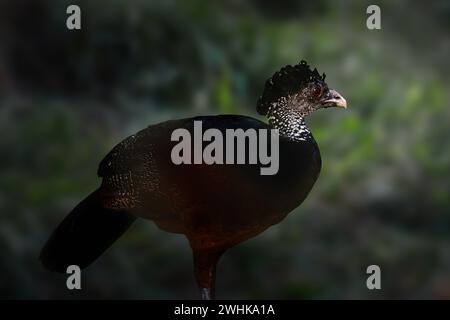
[200,287,212,300]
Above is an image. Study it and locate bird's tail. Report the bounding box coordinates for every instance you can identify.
[39,189,136,273]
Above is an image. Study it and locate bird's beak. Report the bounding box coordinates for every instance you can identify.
[322,89,347,109]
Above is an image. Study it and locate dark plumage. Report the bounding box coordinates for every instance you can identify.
[40,60,347,299]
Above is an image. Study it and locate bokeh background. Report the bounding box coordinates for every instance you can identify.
[1,0,450,299]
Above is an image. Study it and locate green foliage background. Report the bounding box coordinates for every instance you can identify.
[0,0,449,298]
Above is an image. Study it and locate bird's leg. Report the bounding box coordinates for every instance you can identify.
[192,248,225,300]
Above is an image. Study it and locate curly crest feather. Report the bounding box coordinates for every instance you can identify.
[256,60,326,115]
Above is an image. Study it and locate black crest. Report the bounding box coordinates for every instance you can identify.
[256,60,326,115]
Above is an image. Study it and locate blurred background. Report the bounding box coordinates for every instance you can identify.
[1,0,450,299]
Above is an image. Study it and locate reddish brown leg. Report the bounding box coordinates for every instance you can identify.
[192,248,225,300]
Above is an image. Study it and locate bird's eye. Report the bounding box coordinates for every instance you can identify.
[311,85,322,98]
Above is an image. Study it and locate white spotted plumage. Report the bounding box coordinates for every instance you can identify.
[267,95,313,142]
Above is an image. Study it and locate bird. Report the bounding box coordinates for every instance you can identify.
[40,60,347,299]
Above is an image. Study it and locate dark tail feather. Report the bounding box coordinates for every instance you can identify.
[40,189,136,273]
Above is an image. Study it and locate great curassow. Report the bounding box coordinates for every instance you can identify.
[40,60,347,299]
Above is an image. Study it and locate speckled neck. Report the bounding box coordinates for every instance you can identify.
[266,99,313,142]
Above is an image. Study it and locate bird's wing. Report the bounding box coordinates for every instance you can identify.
[97,126,161,210]
[96,115,270,210]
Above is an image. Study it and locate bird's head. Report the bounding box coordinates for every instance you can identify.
[257,60,347,118]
